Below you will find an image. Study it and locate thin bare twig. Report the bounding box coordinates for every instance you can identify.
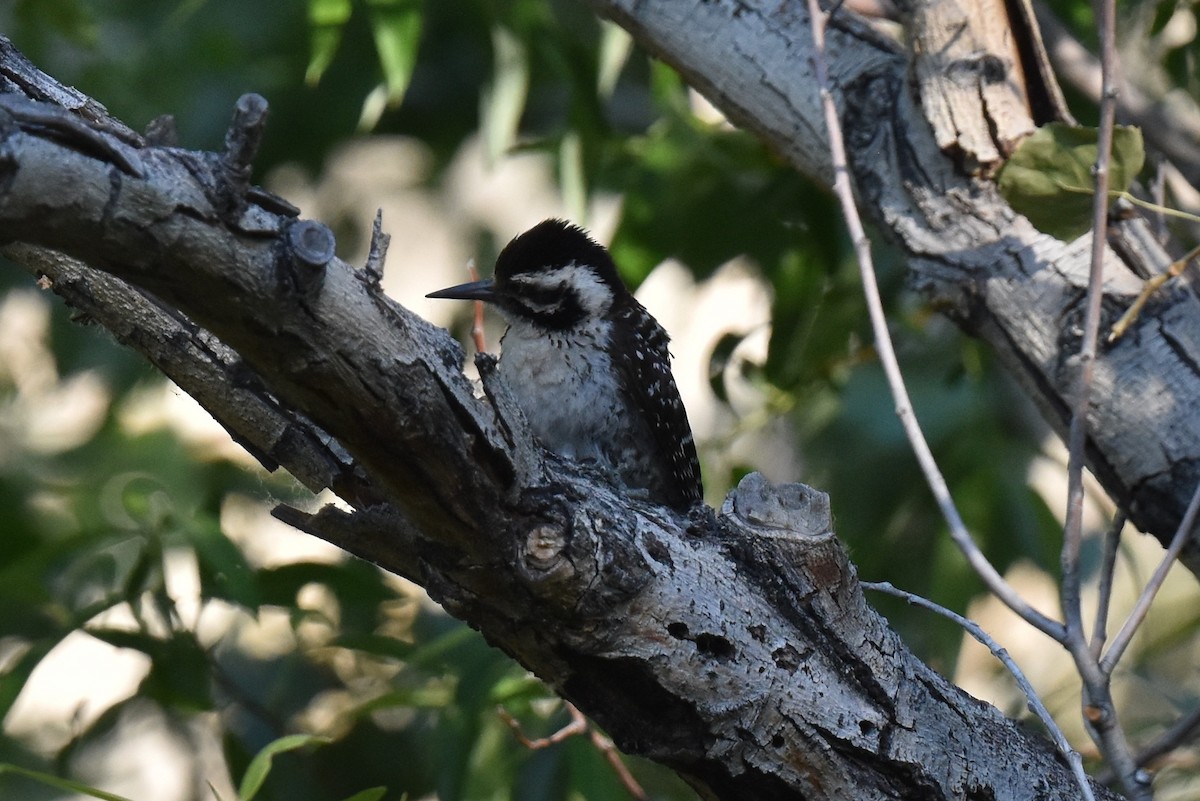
[1101,479,1200,674]
[497,702,647,800]
[1130,703,1200,773]
[1059,13,1116,651]
[1056,0,1149,794]
[1089,511,1125,659]
[498,703,588,748]
[466,258,488,354]
[864,582,1097,801]
[1108,242,1200,342]
[584,719,647,799]
[803,0,1063,641]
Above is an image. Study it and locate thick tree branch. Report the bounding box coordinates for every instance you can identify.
[0,37,1121,800]
[3,243,376,504]
[586,0,1200,577]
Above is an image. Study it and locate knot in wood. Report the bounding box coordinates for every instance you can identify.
[520,522,574,584]
[725,472,832,541]
[945,53,1008,86]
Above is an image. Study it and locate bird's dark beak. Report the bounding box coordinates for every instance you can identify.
[426,279,497,302]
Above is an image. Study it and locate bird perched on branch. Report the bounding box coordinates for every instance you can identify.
[428,219,703,511]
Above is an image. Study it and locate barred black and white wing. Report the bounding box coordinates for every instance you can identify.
[610,297,703,511]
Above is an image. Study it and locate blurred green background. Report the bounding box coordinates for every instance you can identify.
[1,1,1198,799]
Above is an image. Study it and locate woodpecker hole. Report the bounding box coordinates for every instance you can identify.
[694,633,735,660]
[667,623,734,660]
[859,720,877,736]
[771,734,785,748]
[667,622,689,639]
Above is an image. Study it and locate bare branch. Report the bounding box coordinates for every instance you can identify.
[1102,479,1200,673]
[1089,511,1125,659]
[498,702,647,800]
[1128,703,1200,775]
[1059,0,1119,647]
[497,703,589,749]
[864,582,1095,801]
[466,258,488,354]
[1,242,376,505]
[805,0,1063,640]
[1054,0,1151,794]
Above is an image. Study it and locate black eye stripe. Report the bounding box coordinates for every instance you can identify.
[503,291,584,330]
[521,283,565,305]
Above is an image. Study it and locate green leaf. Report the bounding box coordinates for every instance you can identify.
[85,627,159,652]
[0,763,134,801]
[142,634,214,711]
[559,131,586,223]
[332,631,417,660]
[1108,127,1146,192]
[596,21,632,98]
[86,629,214,711]
[256,560,397,620]
[354,682,453,714]
[306,0,353,87]
[189,519,259,609]
[364,0,424,106]
[239,733,333,801]
[339,788,389,801]
[610,120,833,288]
[997,122,1145,240]
[0,639,58,721]
[14,0,98,46]
[481,24,530,164]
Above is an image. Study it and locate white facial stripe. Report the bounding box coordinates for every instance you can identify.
[509,262,613,316]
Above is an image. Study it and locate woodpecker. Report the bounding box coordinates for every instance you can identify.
[428,219,703,511]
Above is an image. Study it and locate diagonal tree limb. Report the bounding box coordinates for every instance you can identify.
[2,242,376,504]
[0,36,1122,800]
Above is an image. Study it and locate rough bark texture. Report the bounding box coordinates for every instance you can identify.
[904,0,1038,173]
[0,34,1124,800]
[587,0,1200,576]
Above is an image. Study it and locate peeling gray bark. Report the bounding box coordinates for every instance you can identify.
[586,0,1200,576]
[0,35,1126,800]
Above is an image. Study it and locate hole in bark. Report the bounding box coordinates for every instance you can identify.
[772,643,802,673]
[694,633,735,660]
[859,720,876,736]
[771,734,785,748]
[667,622,689,639]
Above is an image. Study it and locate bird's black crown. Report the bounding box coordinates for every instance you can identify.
[494,219,623,292]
